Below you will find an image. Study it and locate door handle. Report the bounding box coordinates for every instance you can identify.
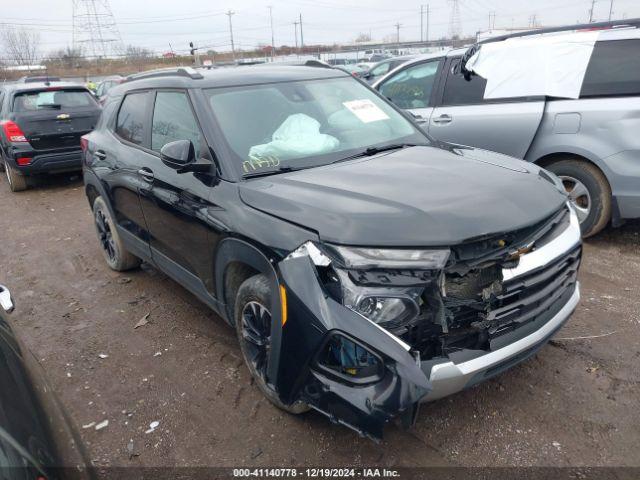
[432,114,453,124]
[138,168,154,182]
[94,150,107,160]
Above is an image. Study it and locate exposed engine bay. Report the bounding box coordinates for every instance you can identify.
[306,205,580,362]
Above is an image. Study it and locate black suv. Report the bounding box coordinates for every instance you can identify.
[82,66,582,439]
[0,81,100,191]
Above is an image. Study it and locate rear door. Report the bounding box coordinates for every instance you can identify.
[428,57,544,159]
[10,88,101,151]
[92,91,154,256]
[376,58,444,124]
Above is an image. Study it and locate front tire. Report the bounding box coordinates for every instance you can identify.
[5,163,28,192]
[92,196,141,271]
[546,159,611,238]
[234,274,309,414]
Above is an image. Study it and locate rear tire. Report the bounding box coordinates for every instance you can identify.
[235,274,309,415]
[5,163,28,192]
[92,196,141,271]
[546,159,611,238]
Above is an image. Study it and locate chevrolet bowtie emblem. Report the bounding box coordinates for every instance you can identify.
[56,113,70,120]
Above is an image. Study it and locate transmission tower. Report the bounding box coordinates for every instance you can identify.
[72,0,124,58]
[448,0,462,39]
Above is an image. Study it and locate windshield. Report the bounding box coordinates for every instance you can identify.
[205,76,429,178]
[13,89,96,112]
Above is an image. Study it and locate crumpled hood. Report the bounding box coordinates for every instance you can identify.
[239,145,567,246]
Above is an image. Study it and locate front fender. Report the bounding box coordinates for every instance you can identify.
[276,253,431,440]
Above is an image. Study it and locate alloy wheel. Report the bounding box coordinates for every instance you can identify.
[95,209,117,261]
[240,300,272,382]
[560,175,591,223]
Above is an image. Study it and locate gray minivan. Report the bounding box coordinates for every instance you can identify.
[374,20,640,237]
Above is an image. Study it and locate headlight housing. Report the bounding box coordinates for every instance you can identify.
[287,242,449,329]
[326,245,450,270]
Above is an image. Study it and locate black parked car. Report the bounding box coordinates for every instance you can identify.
[0,284,93,478]
[82,66,582,439]
[0,82,101,191]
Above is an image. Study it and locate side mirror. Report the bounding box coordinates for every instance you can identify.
[160,140,195,170]
[0,285,15,314]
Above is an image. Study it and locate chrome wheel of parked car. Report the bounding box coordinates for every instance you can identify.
[560,175,591,223]
[4,162,28,192]
[548,159,611,238]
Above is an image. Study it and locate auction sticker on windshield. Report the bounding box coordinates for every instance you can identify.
[343,99,389,123]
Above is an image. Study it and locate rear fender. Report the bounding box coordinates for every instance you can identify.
[276,253,431,440]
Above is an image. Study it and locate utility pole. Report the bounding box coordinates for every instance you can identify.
[420,5,424,42]
[589,0,596,22]
[299,13,304,51]
[293,21,299,52]
[395,22,401,51]
[268,6,275,61]
[226,10,236,62]
[608,0,614,20]
[426,4,430,42]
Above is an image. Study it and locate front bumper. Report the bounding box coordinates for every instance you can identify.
[422,282,579,401]
[276,205,582,439]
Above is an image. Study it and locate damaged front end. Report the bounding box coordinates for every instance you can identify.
[274,204,581,440]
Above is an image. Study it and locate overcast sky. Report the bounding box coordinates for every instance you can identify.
[3,0,640,56]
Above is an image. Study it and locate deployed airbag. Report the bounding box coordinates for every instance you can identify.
[465,31,600,99]
[249,113,339,160]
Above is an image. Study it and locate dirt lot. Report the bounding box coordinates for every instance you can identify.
[0,173,639,469]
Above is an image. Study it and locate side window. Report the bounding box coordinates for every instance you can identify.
[115,92,149,146]
[581,39,640,97]
[151,91,204,156]
[370,62,391,77]
[442,58,488,106]
[378,60,441,109]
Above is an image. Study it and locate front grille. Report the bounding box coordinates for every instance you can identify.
[397,244,581,359]
[487,245,581,340]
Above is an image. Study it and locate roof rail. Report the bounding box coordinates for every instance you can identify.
[478,17,640,44]
[124,66,204,83]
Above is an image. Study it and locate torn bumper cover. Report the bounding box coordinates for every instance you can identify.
[275,204,581,439]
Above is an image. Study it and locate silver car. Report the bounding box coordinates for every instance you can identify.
[374,21,640,237]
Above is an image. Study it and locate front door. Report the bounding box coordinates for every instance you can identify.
[376,58,443,125]
[136,89,216,286]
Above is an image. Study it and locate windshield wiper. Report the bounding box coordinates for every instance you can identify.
[331,143,426,164]
[39,103,62,109]
[243,166,302,179]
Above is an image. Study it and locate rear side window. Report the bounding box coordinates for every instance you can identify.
[12,89,96,112]
[116,92,149,146]
[151,91,203,155]
[442,58,488,106]
[581,39,640,97]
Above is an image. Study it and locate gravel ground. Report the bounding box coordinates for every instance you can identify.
[0,173,638,469]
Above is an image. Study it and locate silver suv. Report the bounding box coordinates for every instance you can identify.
[374,20,640,237]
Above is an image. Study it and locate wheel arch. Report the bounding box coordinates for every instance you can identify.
[214,237,280,327]
[531,150,612,188]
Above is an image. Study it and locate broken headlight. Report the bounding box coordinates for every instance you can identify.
[327,245,450,270]
[287,242,449,329]
[334,268,422,329]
